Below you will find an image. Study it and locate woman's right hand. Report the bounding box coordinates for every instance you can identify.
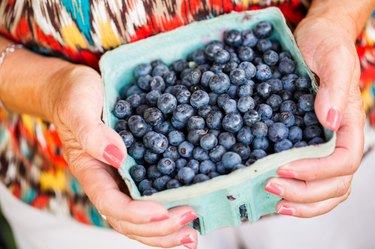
[50,64,198,249]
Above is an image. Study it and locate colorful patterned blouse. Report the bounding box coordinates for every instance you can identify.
[0,0,374,228]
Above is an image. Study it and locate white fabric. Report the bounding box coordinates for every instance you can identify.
[1,150,375,249]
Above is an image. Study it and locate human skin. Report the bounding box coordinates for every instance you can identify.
[0,0,374,248]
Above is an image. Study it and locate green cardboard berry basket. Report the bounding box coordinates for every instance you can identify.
[100,7,336,235]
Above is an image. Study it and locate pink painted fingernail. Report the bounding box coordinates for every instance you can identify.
[103,144,124,169]
[326,108,342,131]
[180,211,198,225]
[278,169,296,178]
[277,205,295,216]
[150,214,169,222]
[265,182,283,196]
[183,244,194,249]
[180,234,195,244]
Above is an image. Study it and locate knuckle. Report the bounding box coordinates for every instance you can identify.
[335,177,351,197]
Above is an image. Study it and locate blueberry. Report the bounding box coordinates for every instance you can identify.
[193,147,210,161]
[175,158,187,170]
[298,94,315,112]
[130,165,146,182]
[231,164,246,172]
[137,75,152,91]
[264,119,274,127]
[143,188,158,196]
[252,137,269,151]
[237,82,253,97]
[216,162,228,174]
[115,120,128,132]
[208,92,218,105]
[143,107,163,126]
[200,160,216,174]
[190,90,210,109]
[171,117,186,129]
[242,30,258,47]
[171,84,188,95]
[187,129,207,145]
[198,105,212,118]
[256,82,272,99]
[237,127,254,145]
[288,126,303,143]
[257,104,273,120]
[271,40,281,52]
[134,63,152,78]
[153,175,172,191]
[243,110,261,126]
[304,112,319,126]
[152,64,169,77]
[214,49,231,64]
[308,137,325,145]
[266,94,282,111]
[274,139,293,153]
[293,91,306,101]
[208,145,226,163]
[143,131,168,154]
[294,141,308,148]
[178,141,194,158]
[250,149,267,160]
[222,113,243,133]
[278,57,296,74]
[208,171,220,179]
[138,179,152,193]
[193,174,210,184]
[237,46,255,62]
[257,39,272,52]
[177,167,196,185]
[128,115,149,137]
[154,121,171,135]
[230,69,247,85]
[295,115,305,127]
[223,61,238,74]
[135,105,149,116]
[125,85,143,98]
[126,94,142,108]
[263,50,279,66]
[254,21,273,38]
[210,63,224,73]
[238,62,256,79]
[303,125,322,140]
[222,99,238,114]
[173,104,195,123]
[282,74,298,92]
[190,49,206,65]
[222,152,242,170]
[205,40,224,61]
[253,56,263,65]
[255,64,272,81]
[119,130,134,148]
[296,76,311,90]
[231,143,251,160]
[157,158,176,176]
[182,69,202,87]
[230,52,241,63]
[218,132,236,150]
[163,146,180,161]
[201,71,215,88]
[279,90,293,101]
[200,133,218,150]
[187,159,200,174]
[172,59,188,73]
[279,51,291,60]
[114,100,132,119]
[146,90,161,106]
[166,179,181,189]
[151,59,164,67]
[157,93,177,114]
[271,70,282,79]
[175,89,191,104]
[279,112,295,127]
[251,121,268,138]
[237,96,255,113]
[217,94,231,109]
[267,79,283,93]
[150,76,166,92]
[186,116,205,131]
[206,110,223,129]
[227,85,238,99]
[280,100,297,114]
[209,72,231,94]
[224,29,242,47]
[147,165,162,180]
[144,150,160,164]
[268,122,289,142]
[209,129,221,137]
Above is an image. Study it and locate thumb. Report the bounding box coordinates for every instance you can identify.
[307,41,357,132]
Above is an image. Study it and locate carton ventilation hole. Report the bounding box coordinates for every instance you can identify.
[193,218,201,232]
[239,204,248,222]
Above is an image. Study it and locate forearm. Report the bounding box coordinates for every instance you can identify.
[308,0,375,41]
[0,35,72,122]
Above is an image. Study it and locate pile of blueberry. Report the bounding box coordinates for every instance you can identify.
[113,21,325,196]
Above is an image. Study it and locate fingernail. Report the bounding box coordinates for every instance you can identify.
[277,205,295,216]
[103,144,124,169]
[150,214,169,222]
[326,108,342,131]
[265,182,283,196]
[183,244,194,249]
[278,169,296,178]
[180,234,195,245]
[180,211,198,226]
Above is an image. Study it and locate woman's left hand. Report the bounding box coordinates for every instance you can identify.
[264,14,365,217]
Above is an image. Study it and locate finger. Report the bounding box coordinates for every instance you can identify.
[275,189,351,218]
[60,72,126,168]
[107,206,197,237]
[67,151,169,223]
[265,175,352,203]
[277,93,365,181]
[110,225,198,249]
